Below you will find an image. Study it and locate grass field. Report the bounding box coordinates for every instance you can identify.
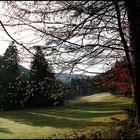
[0,92,132,139]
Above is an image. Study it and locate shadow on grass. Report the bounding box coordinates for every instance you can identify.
[67,101,132,111]
[0,111,123,129]
[0,101,132,129]
[0,127,13,134]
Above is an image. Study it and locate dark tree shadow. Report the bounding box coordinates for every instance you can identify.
[0,127,13,134]
[0,100,132,129]
[68,101,132,111]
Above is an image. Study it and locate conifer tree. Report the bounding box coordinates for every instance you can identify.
[3,41,20,83]
[30,46,54,83]
[0,42,21,110]
[30,46,56,106]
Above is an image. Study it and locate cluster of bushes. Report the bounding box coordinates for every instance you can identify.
[0,43,64,111]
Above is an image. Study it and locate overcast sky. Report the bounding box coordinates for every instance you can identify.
[0,24,113,77]
[0,29,105,76]
[0,2,115,76]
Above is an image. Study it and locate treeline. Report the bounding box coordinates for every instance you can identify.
[0,42,64,111]
[63,77,105,100]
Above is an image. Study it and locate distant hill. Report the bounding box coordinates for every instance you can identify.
[55,73,93,82]
[18,65,93,82]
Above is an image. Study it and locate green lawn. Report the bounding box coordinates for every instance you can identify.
[0,92,132,139]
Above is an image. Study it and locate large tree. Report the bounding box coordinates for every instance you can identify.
[3,41,20,83]
[30,46,55,83]
[3,42,20,98]
[29,45,63,106]
[0,42,22,110]
[125,0,140,127]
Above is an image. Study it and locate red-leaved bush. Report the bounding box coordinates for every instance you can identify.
[101,58,132,96]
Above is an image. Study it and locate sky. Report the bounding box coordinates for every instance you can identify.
[0,26,33,69]
[0,24,114,77]
[0,20,107,76]
[0,28,105,76]
[0,1,116,76]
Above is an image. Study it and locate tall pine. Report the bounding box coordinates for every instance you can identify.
[30,46,56,106]
[0,42,21,110]
[3,41,20,83]
[30,46,54,82]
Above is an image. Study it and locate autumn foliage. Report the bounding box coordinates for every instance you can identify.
[100,58,132,96]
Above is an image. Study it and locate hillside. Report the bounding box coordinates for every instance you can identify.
[55,73,93,82]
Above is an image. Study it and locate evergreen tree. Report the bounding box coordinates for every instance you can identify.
[3,42,20,93]
[30,46,54,82]
[29,46,61,106]
[3,41,20,83]
[0,42,22,110]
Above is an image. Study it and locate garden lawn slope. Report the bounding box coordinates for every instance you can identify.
[0,92,132,139]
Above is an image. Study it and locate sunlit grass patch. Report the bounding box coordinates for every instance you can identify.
[0,92,132,139]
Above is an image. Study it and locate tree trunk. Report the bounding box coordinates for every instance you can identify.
[134,1,140,128]
[125,0,140,127]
